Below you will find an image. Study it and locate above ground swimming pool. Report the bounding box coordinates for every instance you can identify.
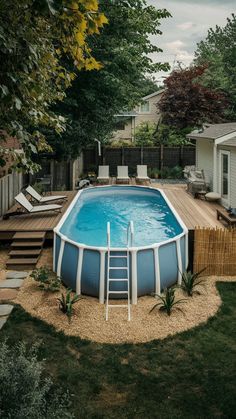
[53,186,188,304]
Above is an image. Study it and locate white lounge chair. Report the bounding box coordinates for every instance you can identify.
[136,165,150,182]
[14,193,62,215]
[26,185,67,203]
[117,166,130,183]
[97,166,110,183]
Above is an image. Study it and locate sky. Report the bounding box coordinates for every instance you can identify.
[146,0,235,85]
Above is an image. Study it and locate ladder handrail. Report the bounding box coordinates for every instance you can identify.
[127,220,134,249]
[107,221,111,249]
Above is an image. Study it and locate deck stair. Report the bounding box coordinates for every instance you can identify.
[6,231,46,270]
[105,221,133,321]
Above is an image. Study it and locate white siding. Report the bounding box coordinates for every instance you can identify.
[196,138,214,187]
[217,146,236,208]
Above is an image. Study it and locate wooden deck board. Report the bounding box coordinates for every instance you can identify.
[0,191,76,236]
[0,185,223,238]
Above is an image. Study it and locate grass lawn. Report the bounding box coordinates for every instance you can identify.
[1,282,236,418]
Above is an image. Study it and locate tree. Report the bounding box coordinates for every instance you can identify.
[0,0,107,172]
[194,14,236,120]
[158,65,227,129]
[0,340,73,418]
[135,122,157,146]
[46,0,171,159]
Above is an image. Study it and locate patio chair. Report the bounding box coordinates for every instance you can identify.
[117,166,130,183]
[26,185,67,203]
[136,165,150,182]
[97,165,110,183]
[3,193,62,219]
[186,170,208,197]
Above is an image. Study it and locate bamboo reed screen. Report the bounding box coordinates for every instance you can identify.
[193,227,236,276]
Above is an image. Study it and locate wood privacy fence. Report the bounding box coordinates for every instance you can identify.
[193,227,236,276]
[0,172,23,217]
[83,145,196,175]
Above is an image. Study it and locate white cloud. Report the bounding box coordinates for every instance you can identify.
[177,21,194,30]
[166,40,185,51]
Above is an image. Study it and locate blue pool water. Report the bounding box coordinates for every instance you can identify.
[60,187,183,247]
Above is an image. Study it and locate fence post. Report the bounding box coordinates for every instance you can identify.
[140,146,143,164]
[122,147,124,165]
[160,144,164,172]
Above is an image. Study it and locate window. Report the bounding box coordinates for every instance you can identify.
[115,121,126,130]
[140,101,150,113]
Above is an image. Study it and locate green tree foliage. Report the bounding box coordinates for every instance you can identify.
[47,0,171,159]
[135,122,157,146]
[0,340,73,418]
[0,0,107,172]
[158,65,227,129]
[195,14,236,120]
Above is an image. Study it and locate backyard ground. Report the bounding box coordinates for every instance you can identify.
[0,282,235,418]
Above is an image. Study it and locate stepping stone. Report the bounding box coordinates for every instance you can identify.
[0,279,24,289]
[0,289,18,301]
[6,271,28,279]
[0,316,8,330]
[0,304,13,317]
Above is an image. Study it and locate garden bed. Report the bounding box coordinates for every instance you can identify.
[15,274,235,344]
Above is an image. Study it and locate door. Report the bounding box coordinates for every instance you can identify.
[219,150,230,207]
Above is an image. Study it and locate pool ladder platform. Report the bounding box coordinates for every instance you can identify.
[105,221,134,321]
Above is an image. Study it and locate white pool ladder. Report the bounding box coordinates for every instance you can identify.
[105,221,134,321]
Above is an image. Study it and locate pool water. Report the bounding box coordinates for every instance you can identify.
[60,187,183,247]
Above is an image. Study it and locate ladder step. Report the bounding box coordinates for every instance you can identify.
[109,267,128,270]
[108,278,128,282]
[108,304,129,308]
[109,255,128,259]
[108,291,129,294]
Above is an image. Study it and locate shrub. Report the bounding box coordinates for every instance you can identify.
[181,269,206,297]
[150,287,186,316]
[58,289,82,321]
[0,340,73,419]
[30,266,61,292]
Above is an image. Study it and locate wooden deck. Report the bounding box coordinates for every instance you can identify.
[0,184,223,240]
[0,191,76,239]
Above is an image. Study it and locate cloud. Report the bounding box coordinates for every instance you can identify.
[165,40,194,64]
[177,21,194,30]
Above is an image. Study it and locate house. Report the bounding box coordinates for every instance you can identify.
[112,89,164,143]
[187,123,236,208]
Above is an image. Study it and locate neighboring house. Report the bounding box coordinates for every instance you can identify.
[112,89,164,143]
[187,123,236,208]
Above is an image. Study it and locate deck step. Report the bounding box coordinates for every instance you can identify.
[6,258,38,270]
[9,249,41,257]
[11,240,44,248]
[13,232,46,240]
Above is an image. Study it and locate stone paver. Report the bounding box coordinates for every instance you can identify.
[0,279,24,289]
[6,271,28,279]
[0,289,18,301]
[0,317,8,330]
[0,304,13,317]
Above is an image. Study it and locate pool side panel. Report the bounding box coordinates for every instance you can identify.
[137,249,155,296]
[61,242,78,290]
[81,250,100,297]
[180,235,186,271]
[159,242,178,290]
[55,234,61,272]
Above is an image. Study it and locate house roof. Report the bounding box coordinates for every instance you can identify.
[142,89,165,101]
[114,111,138,117]
[187,123,236,140]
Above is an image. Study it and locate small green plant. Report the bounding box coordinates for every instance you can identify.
[58,289,82,321]
[181,269,206,297]
[150,287,186,316]
[30,266,61,292]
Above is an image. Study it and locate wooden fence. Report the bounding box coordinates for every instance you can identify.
[83,145,196,175]
[0,172,22,217]
[193,227,236,276]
